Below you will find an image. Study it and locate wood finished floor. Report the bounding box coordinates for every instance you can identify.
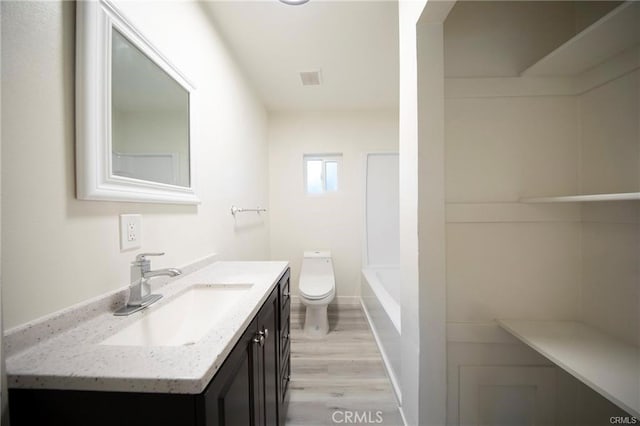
[286,303,403,426]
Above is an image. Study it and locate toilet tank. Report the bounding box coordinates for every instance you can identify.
[302,251,333,274]
[304,250,331,260]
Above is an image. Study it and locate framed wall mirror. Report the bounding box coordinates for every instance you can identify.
[76,0,199,204]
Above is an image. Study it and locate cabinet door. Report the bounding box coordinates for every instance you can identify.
[258,286,280,426]
[198,317,260,426]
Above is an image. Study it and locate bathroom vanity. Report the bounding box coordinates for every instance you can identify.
[6,261,290,426]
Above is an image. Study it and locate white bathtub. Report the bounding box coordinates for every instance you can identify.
[361,266,401,402]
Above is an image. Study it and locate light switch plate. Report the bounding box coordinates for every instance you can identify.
[120,214,142,251]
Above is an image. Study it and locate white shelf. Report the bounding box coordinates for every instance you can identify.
[520,192,640,203]
[522,1,640,77]
[499,320,640,418]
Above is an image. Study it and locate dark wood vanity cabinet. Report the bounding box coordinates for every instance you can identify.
[198,284,279,426]
[9,268,292,426]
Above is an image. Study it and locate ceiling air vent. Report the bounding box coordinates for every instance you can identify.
[299,70,322,86]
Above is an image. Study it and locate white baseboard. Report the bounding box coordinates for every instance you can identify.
[334,296,360,306]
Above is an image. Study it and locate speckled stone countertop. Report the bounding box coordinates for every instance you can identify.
[6,261,289,394]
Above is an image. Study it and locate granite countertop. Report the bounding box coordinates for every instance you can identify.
[6,261,289,394]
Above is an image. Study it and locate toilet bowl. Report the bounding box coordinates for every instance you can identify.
[299,250,336,338]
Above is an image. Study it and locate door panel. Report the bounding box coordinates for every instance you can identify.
[459,365,556,426]
[199,317,259,426]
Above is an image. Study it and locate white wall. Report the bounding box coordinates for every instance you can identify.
[1,1,270,329]
[398,1,428,424]
[268,110,398,302]
[443,89,582,425]
[445,95,582,321]
[417,6,457,425]
[579,68,640,346]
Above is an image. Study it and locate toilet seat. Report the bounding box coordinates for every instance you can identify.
[300,286,333,300]
[299,256,335,300]
[299,277,334,299]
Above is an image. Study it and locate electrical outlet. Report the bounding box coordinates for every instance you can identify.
[120,214,142,251]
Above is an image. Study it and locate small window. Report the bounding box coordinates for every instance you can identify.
[304,154,341,194]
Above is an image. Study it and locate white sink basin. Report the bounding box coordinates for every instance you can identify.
[101,284,253,347]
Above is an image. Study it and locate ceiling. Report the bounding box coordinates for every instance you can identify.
[203,0,399,112]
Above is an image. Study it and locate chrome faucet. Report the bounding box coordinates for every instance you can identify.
[114,252,182,316]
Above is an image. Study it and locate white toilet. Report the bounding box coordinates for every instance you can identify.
[298,250,336,338]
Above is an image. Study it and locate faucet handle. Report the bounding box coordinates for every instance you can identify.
[135,252,165,263]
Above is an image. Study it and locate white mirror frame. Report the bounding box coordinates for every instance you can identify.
[76,0,199,204]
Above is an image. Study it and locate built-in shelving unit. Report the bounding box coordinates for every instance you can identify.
[499,319,640,418]
[522,1,640,76]
[514,3,640,411]
[441,0,640,420]
[520,192,640,203]
[519,1,640,206]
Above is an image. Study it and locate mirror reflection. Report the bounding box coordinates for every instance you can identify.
[111,29,190,187]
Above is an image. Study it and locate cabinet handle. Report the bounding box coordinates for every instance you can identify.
[254,328,269,346]
[253,332,265,346]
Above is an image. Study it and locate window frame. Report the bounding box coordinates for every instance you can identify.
[303,153,342,195]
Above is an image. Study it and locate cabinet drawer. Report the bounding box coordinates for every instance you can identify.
[280,318,290,361]
[281,342,290,377]
[279,270,290,316]
[280,356,291,403]
[278,355,291,426]
[280,295,290,326]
